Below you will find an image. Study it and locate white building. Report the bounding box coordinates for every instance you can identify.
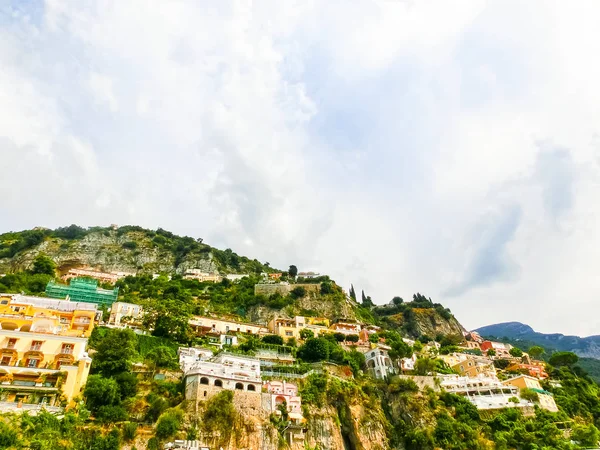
[107,302,143,327]
[189,315,268,336]
[178,347,214,373]
[401,354,417,371]
[440,375,533,411]
[225,274,249,282]
[365,347,395,379]
[184,353,262,395]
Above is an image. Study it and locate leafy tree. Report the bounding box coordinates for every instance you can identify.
[146,346,178,371]
[288,265,298,278]
[571,423,600,447]
[369,333,380,344]
[92,328,138,377]
[262,334,284,345]
[414,358,437,375]
[287,337,297,347]
[519,388,539,402]
[115,372,138,399]
[298,337,330,362]
[549,351,579,367]
[346,334,359,343]
[122,422,138,442]
[31,254,56,276]
[83,375,121,413]
[290,286,306,298]
[509,347,523,358]
[528,345,545,360]
[487,349,496,357]
[201,391,239,446]
[333,332,346,342]
[96,405,128,424]
[155,410,184,440]
[299,328,314,340]
[392,296,404,305]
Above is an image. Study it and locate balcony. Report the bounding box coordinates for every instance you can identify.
[0,402,63,414]
[59,348,74,356]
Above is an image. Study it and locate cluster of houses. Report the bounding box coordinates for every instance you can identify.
[0,265,561,419]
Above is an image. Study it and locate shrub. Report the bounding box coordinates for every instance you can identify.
[262,334,284,345]
[123,422,138,442]
[290,286,306,298]
[155,409,184,440]
[122,241,138,250]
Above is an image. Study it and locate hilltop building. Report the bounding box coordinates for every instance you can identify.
[183,270,221,283]
[62,267,134,285]
[46,278,119,307]
[365,347,395,379]
[107,302,143,328]
[0,295,95,411]
[480,341,513,358]
[189,315,268,336]
[451,355,496,378]
[183,353,262,400]
[268,316,330,340]
[503,375,558,412]
[440,375,533,413]
[329,318,362,336]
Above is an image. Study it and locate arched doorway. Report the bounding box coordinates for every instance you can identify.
[214,379,223,387]
[235,382,244,390]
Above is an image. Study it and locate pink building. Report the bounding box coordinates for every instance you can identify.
[263,381,304,423]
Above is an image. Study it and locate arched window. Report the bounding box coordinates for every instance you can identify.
[235,382,244,390]
[247,384,256,392]
[200,377,209,385]
[214,379,223,387]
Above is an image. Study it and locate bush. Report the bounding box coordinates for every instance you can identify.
[122,422,138,442]
[290,286,306,298]
[97,405,129,423]
[84,375,120,413]
[388,377,419,394]
[122,241,138,250]
[262,334,284,345]
[346,334,359,343]
[297,338,330,362]
[299,328,314,340]
[155,409,184,440]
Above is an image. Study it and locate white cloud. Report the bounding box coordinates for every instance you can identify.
[2,0,600,335]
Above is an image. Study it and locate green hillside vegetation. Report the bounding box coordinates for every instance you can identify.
[0,225,276,275]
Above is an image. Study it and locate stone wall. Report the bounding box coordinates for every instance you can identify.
[397,375,440,391]
[254,283,321,297]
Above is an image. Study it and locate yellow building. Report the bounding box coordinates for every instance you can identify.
[503,375,558,412]
[0,295,95,412]
[452,356,496,378]
[268,316,330,340]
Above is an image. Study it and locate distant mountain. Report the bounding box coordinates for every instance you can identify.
[475,321,600,360]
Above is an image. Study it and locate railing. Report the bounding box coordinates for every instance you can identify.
[60,348,73,355]
[0,401,63,414]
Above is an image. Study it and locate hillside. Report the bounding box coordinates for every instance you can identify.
[476,321,600,360]
[0,225,274,276]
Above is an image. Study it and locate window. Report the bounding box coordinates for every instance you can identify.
[285,331,293,336]
[0,356,11,365]
[30,341,43,351]
[61,344,74,355]
[27,359,39,368]
[6,339,17,349]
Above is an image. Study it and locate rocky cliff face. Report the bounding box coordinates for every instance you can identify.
[412,308,465,338]
[1,229,237,275]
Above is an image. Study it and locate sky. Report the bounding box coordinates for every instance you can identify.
[2,1,600,336]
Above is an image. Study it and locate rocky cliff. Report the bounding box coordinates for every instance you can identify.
[0,226,270,275]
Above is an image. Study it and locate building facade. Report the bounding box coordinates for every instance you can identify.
[0,297,94,412]
[268,316,330,340]
[480,341,513,358]
[46,278,119,307]
[503,375,558,412]
[62,267,134,285]
[365,347,395,379]
[329,319,362,336]
[440,375,533,412]
[107,302,143,327]
[452,355,496,378]
[189,315,268,336]
[184,353,262,401]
